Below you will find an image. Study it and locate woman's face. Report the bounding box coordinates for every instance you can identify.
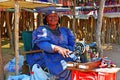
[46,13,59,26]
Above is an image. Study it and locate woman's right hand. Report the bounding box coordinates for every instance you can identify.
[54,46,72,58]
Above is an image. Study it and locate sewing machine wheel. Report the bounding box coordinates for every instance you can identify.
[75,41,85,54]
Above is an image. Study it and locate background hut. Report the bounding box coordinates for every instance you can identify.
[0,0,61,79]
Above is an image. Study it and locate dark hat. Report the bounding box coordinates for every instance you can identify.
[36,7,57,15]
[35,6,70,15]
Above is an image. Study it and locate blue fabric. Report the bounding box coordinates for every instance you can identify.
[4,55,24,73]
[39,0,48,2]
[56,69,72,80]
[8,74,30,80]
[26,26,76,79]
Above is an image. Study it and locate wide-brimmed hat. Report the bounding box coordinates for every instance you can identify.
[36,7,57,15]
[35,6,70,15]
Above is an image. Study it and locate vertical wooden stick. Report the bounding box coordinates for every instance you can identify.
[15,1,20,75]
[0,11,4,80]
[72,0,76,34]
[95,0,105,57]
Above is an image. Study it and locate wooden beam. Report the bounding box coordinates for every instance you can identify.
[0,1,62,8]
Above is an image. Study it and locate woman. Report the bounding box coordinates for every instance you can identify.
[27,10,77,80]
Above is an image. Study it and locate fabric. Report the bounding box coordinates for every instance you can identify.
[45,26,61,36]
[4,55,24,73]
[8,74,30,80]
[56,69,72,80]
[26,26,76,79]
[39,0,48,2]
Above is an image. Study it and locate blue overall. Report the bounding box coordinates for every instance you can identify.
[26,26,76,80]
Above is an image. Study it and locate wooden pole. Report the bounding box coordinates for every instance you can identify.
[15,1,20,75]
[39,12,43,26]
[90,16,94,42]
[6,12,14,50]
[105,18,109,43]
[22,11,26,30]
[72,0,76,34]
[0,11,4,80]
[34,12,38,29]
[101,17,106,44]
[113,18,117,43]
[118,18,120,44]
[95,0,105,57]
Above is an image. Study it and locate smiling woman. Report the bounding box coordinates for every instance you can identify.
[46,13,59,27]
[26,10,77,80]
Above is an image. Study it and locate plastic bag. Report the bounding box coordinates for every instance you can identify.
[4,55,24,72]
[30,64,50,80]
[8,74,30,80]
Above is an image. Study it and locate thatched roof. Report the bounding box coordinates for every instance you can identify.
[0,0,62,9]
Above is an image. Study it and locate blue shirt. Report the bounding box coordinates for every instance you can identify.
[26,26,76,76]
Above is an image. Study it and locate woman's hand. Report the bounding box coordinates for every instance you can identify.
[54,46,72,58]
